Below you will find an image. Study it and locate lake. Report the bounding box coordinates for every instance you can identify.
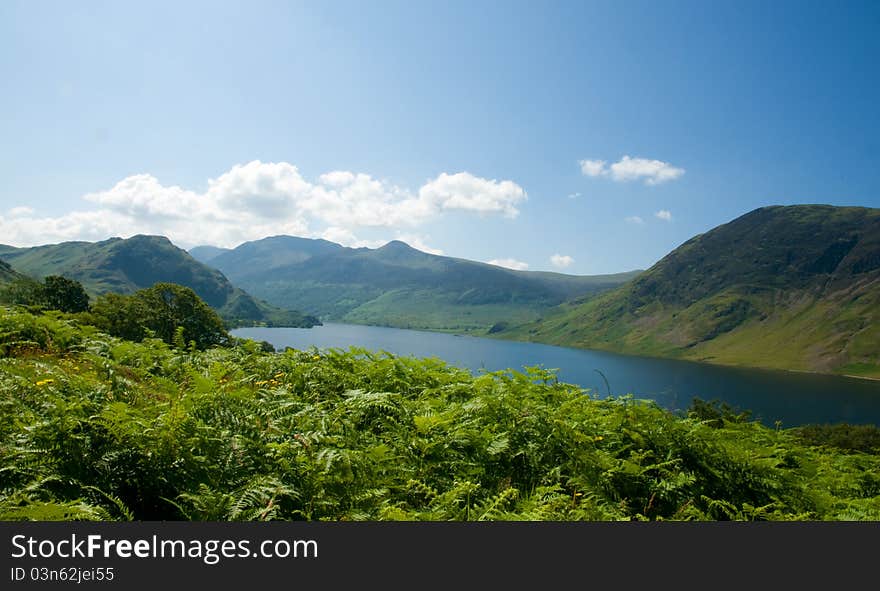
[232,323,880,427]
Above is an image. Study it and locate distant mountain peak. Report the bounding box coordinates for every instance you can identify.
[126,234,175,245]
[378,240,416,251]
[189,245,232,264]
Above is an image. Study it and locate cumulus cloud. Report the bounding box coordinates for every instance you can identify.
[578,155,684,185]
[206,161,313,219]
[610,157,684,185]
[317,227,383,249]
[487,258,529,271]
[84,174,210,220]
[655,209,673,221]
[550,254,574,269]
[625,216,645,225]
[579,159,607,177]
[0,161,526,249]
[418,172,525,218]
[318,170,356,187]
[7,206,35,217]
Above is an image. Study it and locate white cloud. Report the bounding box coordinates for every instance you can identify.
[304,173,422,228]
[567,192,581,199]
[318,170,356,187]
[487,258,529,271]
[550,254,574,269]
[655,209,673,221]
[625,216,645,225]
[7,206,35,217]
[84,174,211,221]
[317,227,384,249]
[0,161,526,249]
[579,155,684,185]
[610,156,684,185]
[206,161,313,219]
[0,208,153,246]
[579,159,607,177]
[418,172,526,218]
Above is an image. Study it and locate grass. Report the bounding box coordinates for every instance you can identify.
[340,289,548,333]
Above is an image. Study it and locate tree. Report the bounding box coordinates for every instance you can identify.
[42,275,90,313]
[91,283,230,350]
[90,293,152,343]
[0,277,44,307]
[135,283,230,349]
[0,274,90,314]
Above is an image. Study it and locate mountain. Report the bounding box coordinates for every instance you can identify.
[207,235,343,280]
[203,236,641,332]
[0,236,319,328]
[499,205,880,378]
[0,259,25,284]
[0,258,33,293]
[188,245,231,264]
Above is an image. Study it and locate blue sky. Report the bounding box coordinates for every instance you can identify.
[1,0,878,274]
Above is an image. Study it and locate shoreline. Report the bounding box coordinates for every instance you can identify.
[843,374,880,382]
[475,328,880,383]
[237,321,880,383]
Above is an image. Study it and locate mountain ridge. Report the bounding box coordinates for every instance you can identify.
[497,204,880,378]
[0,259,25,284]
[0,235,319,328]
[194,235,641,332]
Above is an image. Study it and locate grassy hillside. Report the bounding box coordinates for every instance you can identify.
[205,236,640,333]
[2,306,880,521]
[0,236,319,328]
[0,259,24,284]
[500,205,880,378]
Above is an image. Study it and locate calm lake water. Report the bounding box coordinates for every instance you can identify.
[232,323,880,427]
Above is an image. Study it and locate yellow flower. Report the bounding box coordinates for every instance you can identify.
[594,436,604,441]
[273,373,285,378]
[35,379,54,386]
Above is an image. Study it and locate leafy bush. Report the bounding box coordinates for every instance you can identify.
[687,397,753,428]
[791,423,880,454]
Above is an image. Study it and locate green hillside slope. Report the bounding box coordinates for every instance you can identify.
[0,236,318,328]
[0,259,24,284]
[500,205,880,378]
[205,236,640,332]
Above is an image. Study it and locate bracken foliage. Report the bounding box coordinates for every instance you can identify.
[1,306,879,521]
